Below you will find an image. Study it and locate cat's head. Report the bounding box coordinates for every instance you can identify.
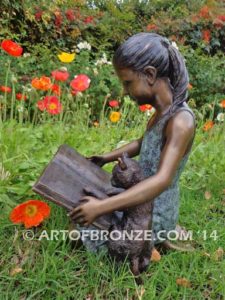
[111,152,143,189]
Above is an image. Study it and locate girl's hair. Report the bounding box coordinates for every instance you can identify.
[113,32,189,115]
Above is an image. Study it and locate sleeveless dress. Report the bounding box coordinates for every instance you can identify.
[77,103,195,251]
[138,103,195,244]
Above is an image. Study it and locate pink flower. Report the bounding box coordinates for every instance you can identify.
[37,100,46,111]
[70,74,91,92]
[109,100,119,108]
[51,70,69,81]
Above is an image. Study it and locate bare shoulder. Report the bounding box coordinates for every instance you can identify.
[166,109,195,141]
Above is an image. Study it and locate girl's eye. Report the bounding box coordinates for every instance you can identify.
[124,81,130,86]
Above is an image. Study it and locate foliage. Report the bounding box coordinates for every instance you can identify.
[0,0,224,54]
[0,120,225,299]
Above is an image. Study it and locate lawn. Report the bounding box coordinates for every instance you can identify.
[0,120,224,299]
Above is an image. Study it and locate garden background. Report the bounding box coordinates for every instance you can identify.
[0,0,225,299]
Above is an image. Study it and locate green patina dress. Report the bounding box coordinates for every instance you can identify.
[78,103,195,251]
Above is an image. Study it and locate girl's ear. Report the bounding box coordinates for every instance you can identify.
[143,66,157,85]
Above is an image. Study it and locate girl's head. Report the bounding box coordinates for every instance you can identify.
[113,33,189,113]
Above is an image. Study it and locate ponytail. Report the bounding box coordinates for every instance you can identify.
[167,44,189,114]
[113,33,190,116]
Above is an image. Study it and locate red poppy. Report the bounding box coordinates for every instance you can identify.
[213,15,225,28]
[203,120,214,131]
[109,100,119,108]
[146,24,158,31]
[43,96,62,115]
[34,9,43,21]
[16,93,27,101]
[202,30,211,43]
[51,84,61,96]
[84,16,94,24]
[54,10,63,28]
[1,39,23,57]
[51,70,69,82]
[0,85,12,93]
[65,9,75,21]
[70,74,91,92]
[31,76,52,91]
[139,104,152,112]
[10,200,51,228]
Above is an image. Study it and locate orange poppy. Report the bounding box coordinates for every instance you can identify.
[146,24,158,31]
[203,120,214,131]
[0,85,12,93]
[199,5,210,19]
[219,100,225,108]
[188,83,193,90]
[31,76,52,91]
[202,30,211,43]
[10,200,50,228]
[93,121,99,127]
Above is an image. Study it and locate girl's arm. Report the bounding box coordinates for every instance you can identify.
[102,137,143,163]
[70,111,195,225]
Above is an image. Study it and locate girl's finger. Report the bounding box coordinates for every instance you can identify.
[71,212,83,220]
[67,207,81,217]
[79,197,90,203]
[76,217,84,224]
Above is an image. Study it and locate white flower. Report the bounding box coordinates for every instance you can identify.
[0,163,10,181]
[95,53,112,66]
[17,106,24,113]
[172,41,179,50]
[23,53,31,58]
[217,113,224,122]
[77,41,91,51]
[59,66,68,72]
[22,86,32,93]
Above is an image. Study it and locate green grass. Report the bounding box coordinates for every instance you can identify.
[0,120,225,299]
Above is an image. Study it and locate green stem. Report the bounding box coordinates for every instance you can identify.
[3,60,11,122]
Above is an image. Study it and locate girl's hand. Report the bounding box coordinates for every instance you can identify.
[68,196,102,226]
[86,155,106,167]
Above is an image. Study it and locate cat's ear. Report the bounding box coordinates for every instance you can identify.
[118,157,127,170]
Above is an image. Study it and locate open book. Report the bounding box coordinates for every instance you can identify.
[32,144,123,230]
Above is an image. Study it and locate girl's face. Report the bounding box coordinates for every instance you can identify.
[115,67,155,105]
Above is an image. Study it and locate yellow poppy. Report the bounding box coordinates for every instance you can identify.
[109,111,121,123]
[57,52,75,63]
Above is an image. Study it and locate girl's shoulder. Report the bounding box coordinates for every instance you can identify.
[169,103,195,129]
[164,104,196,155]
